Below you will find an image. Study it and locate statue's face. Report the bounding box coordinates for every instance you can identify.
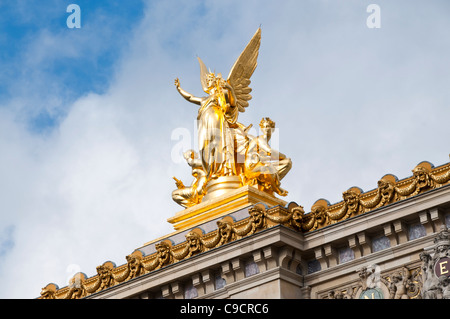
[186,233,201,252]
[437,244,449,254]
[223,223,234,241]
[157,245,170,263]
[413,168,429,188]
[343,191,359,212]
[127,255,139,271]
[378,180,394,199]
[206,74,216,91]
[393,275,401,283]
[183,150,194,160]
[420,253,430,262]
[312,206,326,224]
[259,120,274,137]
[97,266,109,280]
[292,209,302,222]
[250,209,264,227]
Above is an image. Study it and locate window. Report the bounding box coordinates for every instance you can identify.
[296,264,303,275]
[214,274,226,290]
[408,223,426,240]
[244,260,259,277]
[445,214,450,228]
[184,283,198,299]
[338,247,355,263]
[307,259,321,274]
[372,235,390,252]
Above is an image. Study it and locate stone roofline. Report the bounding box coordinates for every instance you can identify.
[39,158,450,299]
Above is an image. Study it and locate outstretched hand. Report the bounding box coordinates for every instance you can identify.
[174,78,180,88]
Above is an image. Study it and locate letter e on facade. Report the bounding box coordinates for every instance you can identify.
[435,257,450,277]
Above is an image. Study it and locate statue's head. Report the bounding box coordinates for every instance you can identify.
[183,149,198,160]
[156,240,173,265]
[259,117,275,137]
[185,229,203,254]
[412,165,431,189]
[206,73,216,91]
[204,72,225,93]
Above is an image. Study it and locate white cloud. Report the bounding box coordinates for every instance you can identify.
[1,0,450,298]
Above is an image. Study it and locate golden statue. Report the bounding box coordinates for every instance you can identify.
[243,117,292,196]
[173,28,291,207]
[171,150,207,207]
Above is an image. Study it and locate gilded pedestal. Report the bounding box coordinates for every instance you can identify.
[167,184,287,231]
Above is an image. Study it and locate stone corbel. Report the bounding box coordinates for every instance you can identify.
[429,207,444,231]
[201,270,215,295]
[324,244,338,267]
[252,249,265,273]
[192,273,205,297]
[357,232,372,256]
[348,235,362,259]
[262,246,278,270]
[170,282,184,299]
[139,291,151,299]
[221,261,235,284]
[384,222,399,246]
[231,258,245,281]
[393,220,407,244]
[419,211,433,235]
[161,284,173,299]
[315,247,328,270]
[278,247,302,274]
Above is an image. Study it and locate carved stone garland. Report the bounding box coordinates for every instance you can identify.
[40,160,450,299]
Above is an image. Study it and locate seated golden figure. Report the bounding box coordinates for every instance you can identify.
[243,117,292,196]
[172,150,207,207]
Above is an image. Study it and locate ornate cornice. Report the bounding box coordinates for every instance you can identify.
[39,160,450,299]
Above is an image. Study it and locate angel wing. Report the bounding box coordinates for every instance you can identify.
[197,56,209,93]
[227,28,261,112]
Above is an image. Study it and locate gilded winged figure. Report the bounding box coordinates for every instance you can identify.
[173,28,291,207]
[175,28,260,181]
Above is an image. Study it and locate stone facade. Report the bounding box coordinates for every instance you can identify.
[39,160,450,299]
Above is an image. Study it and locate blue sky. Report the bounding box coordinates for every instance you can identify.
[1,1,449,298]
[0,1,145,132]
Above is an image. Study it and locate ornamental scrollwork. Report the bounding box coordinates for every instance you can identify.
[114,250,145,283]
[143,240,174,272]
[85,261,116,293]
[382,266,421,299]
[64,272,88,299]
[292,162,449,232]
[172,228,206,260]
[361,174,397,209]
[396,163,435,199]
[323,265,422,299]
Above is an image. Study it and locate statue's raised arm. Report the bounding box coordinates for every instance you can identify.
[174,78,202,105]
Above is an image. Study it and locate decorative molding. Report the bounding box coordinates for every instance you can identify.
[39,160,450,299]
[323,264,422,299]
